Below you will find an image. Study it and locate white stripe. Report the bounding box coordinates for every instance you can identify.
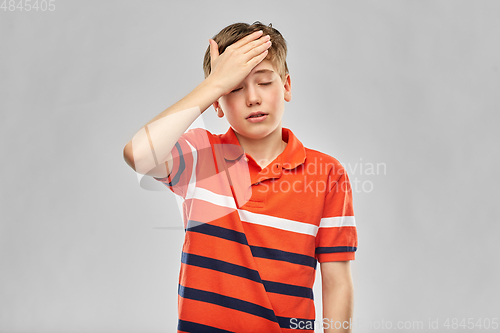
[189,187,237,209]
[175,185,346,237]
[319,216,356,228]
[238,210,318,236]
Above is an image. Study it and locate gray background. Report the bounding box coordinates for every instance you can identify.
[1,0,499,332]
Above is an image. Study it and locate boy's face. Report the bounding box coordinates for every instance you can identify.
[215,59,291,140]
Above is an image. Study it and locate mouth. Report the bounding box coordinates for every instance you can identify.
[246,112,269,119]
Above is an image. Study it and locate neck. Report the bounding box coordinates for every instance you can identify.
[234,125,287,169]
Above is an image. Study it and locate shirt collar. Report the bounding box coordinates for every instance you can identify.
[220,126,306,170]
[219,127,245,161]
[280,127,307,170]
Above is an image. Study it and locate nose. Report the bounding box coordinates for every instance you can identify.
[245,85,261,107]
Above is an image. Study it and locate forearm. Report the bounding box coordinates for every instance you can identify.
[322,281,353,332]
[321,261,354,333]
[123,76,223,173]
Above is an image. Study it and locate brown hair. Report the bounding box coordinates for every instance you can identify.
[203,21,289,82]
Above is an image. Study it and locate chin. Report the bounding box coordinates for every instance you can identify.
[242,124,281,139]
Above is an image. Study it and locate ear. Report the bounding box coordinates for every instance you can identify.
[212,100,224,118]
[283,74,292,102]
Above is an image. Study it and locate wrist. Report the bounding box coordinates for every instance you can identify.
[203,75,227,99]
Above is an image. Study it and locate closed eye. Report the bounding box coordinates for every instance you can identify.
[230,88,242,93]
[259,82,271,86]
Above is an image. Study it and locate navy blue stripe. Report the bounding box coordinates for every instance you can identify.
[181,252,262,283]
[315,246,357,254]
[186,221,249,245]
[250,246,317,268]
[168,143,186,186]
[186,224,318,269]
[263,280,313,299]
[177,319,233,333]
[179,285,278,323]
[277,316,315,330]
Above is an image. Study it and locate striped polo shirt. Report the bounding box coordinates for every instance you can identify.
[153,126,357,332]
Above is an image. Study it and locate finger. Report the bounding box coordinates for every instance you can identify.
[247,49,269,69]
[244,39,272,61]
[229,30,264,50]
[240,35,271,55]
[209,39,219,63]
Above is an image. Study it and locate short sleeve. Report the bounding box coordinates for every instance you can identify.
[153,128,213,199]
[315,166,358,262]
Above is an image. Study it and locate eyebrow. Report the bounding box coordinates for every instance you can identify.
[253,69,274,75]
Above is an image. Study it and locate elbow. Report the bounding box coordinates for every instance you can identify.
[123,142,136,171]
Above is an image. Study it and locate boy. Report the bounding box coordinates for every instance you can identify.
[123,22,357,332]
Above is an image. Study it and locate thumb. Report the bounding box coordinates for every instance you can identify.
[209,39,219,63]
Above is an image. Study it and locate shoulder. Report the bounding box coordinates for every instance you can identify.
[183,127,214,138]
[180,128,218,147]
[303,147,346,176]
[302,148,352,194]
